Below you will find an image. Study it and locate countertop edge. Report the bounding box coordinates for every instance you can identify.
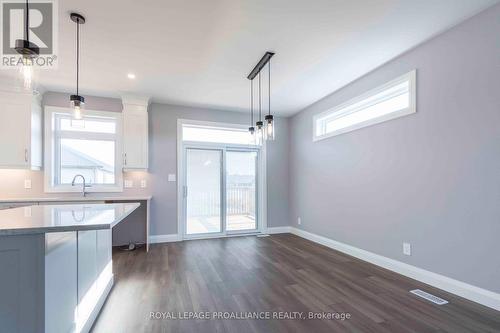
[0,202,141,236]
[0,224,110,236]
[0,196,152,203]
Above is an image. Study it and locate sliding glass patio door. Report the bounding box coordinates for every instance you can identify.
[226,150,257,232]
[183,147,259,239]
[185,148,223,236]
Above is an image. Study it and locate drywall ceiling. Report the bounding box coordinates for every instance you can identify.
[2,0,498,115]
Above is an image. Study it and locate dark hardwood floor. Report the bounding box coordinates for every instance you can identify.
[91,234,500,333]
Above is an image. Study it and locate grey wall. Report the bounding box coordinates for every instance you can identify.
[148,103,289,236]
[0,94,289,236]
[289,5,500,293]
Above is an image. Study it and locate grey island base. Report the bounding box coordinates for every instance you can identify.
[0,202,140,333]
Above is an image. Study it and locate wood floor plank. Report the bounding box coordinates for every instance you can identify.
[91,234,500,333]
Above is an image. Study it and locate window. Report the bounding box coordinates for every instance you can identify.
[182,123,258,146]
[44,107,123,192]
[313,70,416,141]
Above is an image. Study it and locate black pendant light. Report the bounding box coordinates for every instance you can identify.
[265,58,275,141]
[247,52,275,143]
[15,0,39,89]
[70,13,85,120]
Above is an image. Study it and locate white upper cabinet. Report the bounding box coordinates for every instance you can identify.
[0,90,42,170]
[121,95,149,170]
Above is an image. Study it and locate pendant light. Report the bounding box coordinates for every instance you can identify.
[15,0,39,89]
[248,79,256,144]
[255,72,264,145]
[70,13,85,120]
[264,58,275,141]
[246,52,275,144]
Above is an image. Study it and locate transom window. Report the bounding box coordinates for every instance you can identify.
[44,107,123,192]
[313,70,416,141]
[182,123,258,146]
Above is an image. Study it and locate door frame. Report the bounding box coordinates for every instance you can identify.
[177,119,267,240]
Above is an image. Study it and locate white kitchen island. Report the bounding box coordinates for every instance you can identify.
[0,202,140,333]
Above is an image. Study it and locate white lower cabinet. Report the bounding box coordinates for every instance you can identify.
[44,229,113,333]
[96,229,112,277]
[45,232,78,333]
[77,229,112,333]
[0,234,44,333]
[78,230,98,307]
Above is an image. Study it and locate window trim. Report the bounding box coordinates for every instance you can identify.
[44,106,124,193]
[313,70,416,142]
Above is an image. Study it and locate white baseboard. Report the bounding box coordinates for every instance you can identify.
[266,226,292,234]
[151,231,272,243]
[149,227,287,242]
[149,234,182,244]
[289,227,500,312]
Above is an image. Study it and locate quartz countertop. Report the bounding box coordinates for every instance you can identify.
[0,195,152,203]
[0,202,140,235]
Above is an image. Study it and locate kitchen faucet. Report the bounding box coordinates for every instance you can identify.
[71,174,91,197]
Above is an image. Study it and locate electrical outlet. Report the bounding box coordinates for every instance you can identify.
[403,242,411,256]
[124,180,133,188]
[168,174,176,182]
[140,180,147,188]
[24,179,32,189]
[24,207,32,217]
[297,217,301,225]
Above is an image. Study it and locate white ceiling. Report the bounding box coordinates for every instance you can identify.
[3,0,498,116]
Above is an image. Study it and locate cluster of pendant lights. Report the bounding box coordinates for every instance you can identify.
[248,52,275,144]
[15,1,85,120]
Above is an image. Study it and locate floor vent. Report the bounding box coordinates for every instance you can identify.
[410,289,449,305]
[257,234,270,237]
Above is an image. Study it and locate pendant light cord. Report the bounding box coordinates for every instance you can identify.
[250,79,254,124]
[268,60,271,116]
[25,0,29,42]
[76,20,79,95]
[258,72,262,121]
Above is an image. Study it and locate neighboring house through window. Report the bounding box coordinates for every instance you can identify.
[59,145,115,184]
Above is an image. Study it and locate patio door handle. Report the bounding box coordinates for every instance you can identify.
[183,186,188,198]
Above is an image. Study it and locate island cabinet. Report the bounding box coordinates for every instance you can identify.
[0,229,112,333]
[76,229,113,332]
[45,232,77,333]
[44,229,112,333]
[0,202,139,333]
[0,234,44,333]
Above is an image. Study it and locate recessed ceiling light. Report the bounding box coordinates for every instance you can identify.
[127,73,136,79]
